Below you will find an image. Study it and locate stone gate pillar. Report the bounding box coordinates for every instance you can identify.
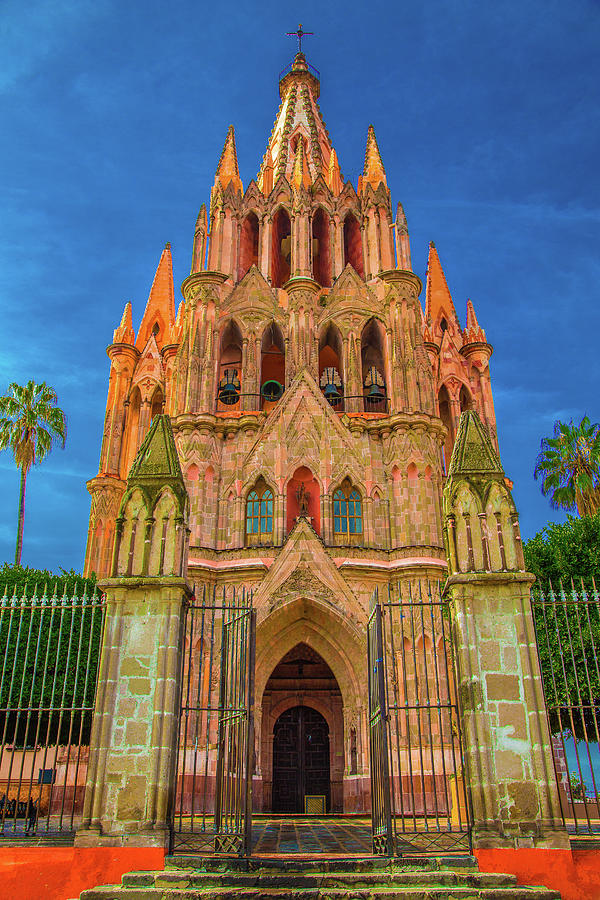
[77,414,192,848]
[443,411,568,850]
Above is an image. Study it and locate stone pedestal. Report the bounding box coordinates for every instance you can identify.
[446,571,568,849]
[76,577,192,848]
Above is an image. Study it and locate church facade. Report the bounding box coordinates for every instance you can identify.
[84,51,502,815]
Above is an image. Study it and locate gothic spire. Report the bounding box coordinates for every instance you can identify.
[424,242,462,339]
[136,243,176,350]
[215,125,243,194]
[361,124,387,190]
[113,301,134,345]
[258,51,339,191]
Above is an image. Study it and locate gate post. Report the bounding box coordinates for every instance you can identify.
[442,412,568,850]
[76,415,192,849]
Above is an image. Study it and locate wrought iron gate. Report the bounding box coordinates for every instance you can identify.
[171,586,255,854]
[368,583,471,855]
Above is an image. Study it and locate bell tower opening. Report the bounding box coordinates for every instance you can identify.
[343,212,364,279]
[271,208,291,287]
[239,212,259,280]
[312,207,331,287]
[262,643,343,813]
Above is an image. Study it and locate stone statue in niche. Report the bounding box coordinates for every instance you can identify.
[296,482,310,516]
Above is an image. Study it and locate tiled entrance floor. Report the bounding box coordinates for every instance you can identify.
[251,816,372,855]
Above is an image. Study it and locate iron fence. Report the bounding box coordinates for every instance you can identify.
[532,581,600,836]
[369,582,471,855]
[0,584,104,837]
[172,585,255,855]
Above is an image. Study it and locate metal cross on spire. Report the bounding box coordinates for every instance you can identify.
[286,23,313,53]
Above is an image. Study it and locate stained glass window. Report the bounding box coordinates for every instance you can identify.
[245,485,273,542]
[333,486,362,535]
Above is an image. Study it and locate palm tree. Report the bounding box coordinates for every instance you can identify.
[0,381,67,565]
[534,416,600,517]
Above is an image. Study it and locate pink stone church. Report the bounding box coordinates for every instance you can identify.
[84,50,499,816]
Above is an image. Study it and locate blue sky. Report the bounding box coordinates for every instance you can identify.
[0,0,598,572]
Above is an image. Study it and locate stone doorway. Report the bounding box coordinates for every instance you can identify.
[272,706,330,812]
[260,643,344,812]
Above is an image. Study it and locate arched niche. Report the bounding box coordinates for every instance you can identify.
[148,487,178,576]
[361,317,387,412]
[117,488,147,576]
[485,482,518,571]
[459,384,473,412]
[454,483,484,572]
[150,385,164,420]
[271,207,291,288]
[121,385,142,477]
[263,644,342,813]
[217,319,243,408]
[260,321,285,410]
[239,211,259,280]
[312,207,331,287]
[254,599,367,813]
[438,384,453,472]
[286,466,320,534]
[343,212,364,279]
[319,323,344,410]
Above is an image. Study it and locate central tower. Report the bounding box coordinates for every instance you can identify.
[85,49,498,813]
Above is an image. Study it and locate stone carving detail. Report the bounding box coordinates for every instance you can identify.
[269,566,337,611]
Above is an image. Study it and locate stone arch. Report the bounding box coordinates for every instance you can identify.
[271,206,292,287]
[453,482,484,572]
[286,465,320,534]
[148,487,178,575]
[260,320,285,409]
[116,487,148,575]
[342,211,364,278]
[238,211,260,280]
[485,481,517,570]
[121,384,142,477]
[217,319,243,408]
[361,317,387,411]
[255,598,364,728]
[459,383,473,412]
[318,322,344,410]
[312,206,331,287]
[438,383,453,472]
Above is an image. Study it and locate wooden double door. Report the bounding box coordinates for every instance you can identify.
[272,705,330,813]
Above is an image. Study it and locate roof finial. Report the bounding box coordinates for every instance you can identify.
[286,23,313,54]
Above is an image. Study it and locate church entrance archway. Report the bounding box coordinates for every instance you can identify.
[272,706,330,813]
[260,642,344,812]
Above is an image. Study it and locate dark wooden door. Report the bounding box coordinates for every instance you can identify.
[272,706,330,813]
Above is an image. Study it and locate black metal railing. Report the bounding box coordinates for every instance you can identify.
[369,582,471,855]
[215,391,390,416]
[323,393,390,415]
[532,581,600,835]
[0,584,105,837]
[172,586,255,855]
[215,392,281,414]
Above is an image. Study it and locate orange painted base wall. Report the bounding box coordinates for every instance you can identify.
[476,848,600,900]
[0,846,165,900]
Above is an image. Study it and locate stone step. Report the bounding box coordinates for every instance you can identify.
[79,866,562,900]
[123,869,519,889]
[80,887,562,900]
[166,854,479,873]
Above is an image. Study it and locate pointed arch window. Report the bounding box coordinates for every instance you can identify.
[333,483,362,535]
[245,482,274,544]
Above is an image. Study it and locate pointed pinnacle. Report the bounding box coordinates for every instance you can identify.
[195,204,207,231]
[292,137,311,190]
[396,202,408,234]
[216,125,243,193]
[362,124,387,188]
